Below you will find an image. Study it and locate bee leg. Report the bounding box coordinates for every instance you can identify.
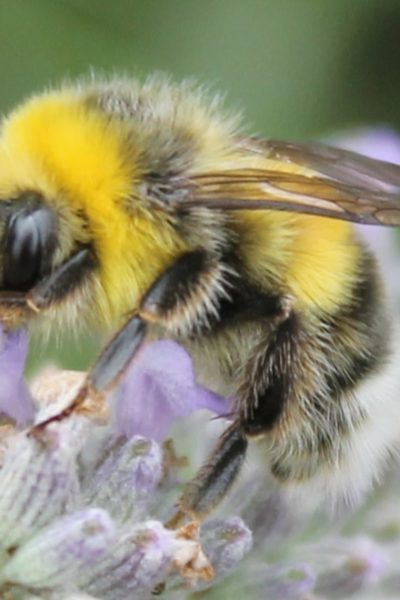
[28,315,148,431]
[27,248,96,311]
[167,421,248,527]
[33,249,229,427]
[0,248,96,328]
[239,311,301,435]
[88,316,148,392]
[169,306,298,525]
[89,248,228,392]
[195,311,301,507]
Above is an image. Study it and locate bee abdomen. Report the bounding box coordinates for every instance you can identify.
[266,248,396,495]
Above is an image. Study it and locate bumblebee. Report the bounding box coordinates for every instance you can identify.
[1,75,400,521]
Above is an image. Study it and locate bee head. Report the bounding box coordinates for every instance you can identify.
[0,191,57,293]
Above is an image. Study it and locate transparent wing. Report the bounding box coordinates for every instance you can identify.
[174,138,400,226]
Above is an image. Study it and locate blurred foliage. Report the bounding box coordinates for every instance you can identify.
[1,0,400,138]
[1,0,399,369]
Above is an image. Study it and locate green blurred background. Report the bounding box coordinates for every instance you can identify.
[1,0,400,136]
[1,0,399,369]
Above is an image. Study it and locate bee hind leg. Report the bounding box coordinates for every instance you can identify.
[167,421,248,527]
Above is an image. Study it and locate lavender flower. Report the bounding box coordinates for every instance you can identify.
[83,436,163,523]
[0,325,399,600]
[254,563,316,599]
[0,433,80,549]
[197,517,253,587]
[0,334,250,599]
[314,538,387,598]
[0,509,115,589]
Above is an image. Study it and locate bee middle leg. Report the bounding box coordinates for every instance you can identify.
[33,249,234,427]
[88,248,234,392]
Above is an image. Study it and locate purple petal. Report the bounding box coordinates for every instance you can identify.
[114,340,230,441]
[330,127,400,164]
[0,326,34,425]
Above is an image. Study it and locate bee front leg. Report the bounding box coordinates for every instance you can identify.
[0,248,96,327]
[27,248,96,312]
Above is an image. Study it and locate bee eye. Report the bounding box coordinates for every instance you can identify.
[4,207,55,291]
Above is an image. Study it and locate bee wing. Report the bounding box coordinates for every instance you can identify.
[177,138,400,226]
[258,139,400,192]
